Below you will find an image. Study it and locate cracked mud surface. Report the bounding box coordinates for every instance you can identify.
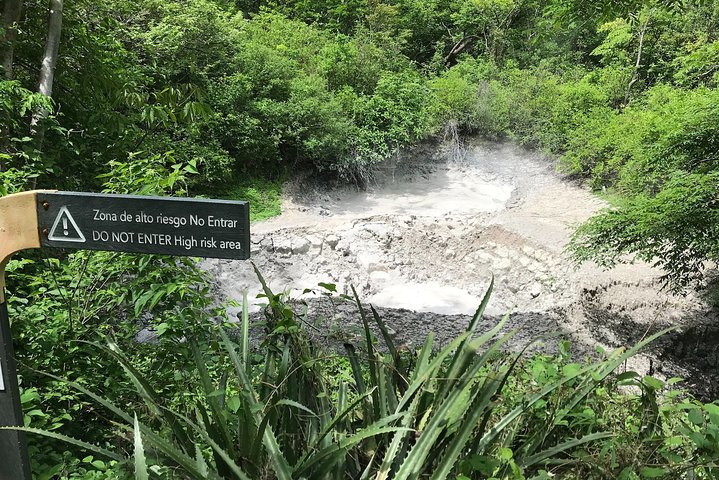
[204,140,718,399]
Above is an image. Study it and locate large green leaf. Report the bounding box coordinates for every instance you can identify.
[134,414,150,480]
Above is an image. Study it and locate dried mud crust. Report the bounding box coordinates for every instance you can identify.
[205,140,717,399]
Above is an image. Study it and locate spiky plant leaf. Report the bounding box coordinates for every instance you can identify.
[134,414,149,480]
[0,426,123,461]
[218,327,293,480]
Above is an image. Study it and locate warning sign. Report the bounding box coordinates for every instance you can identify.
[36,192,250,260]
[48,206,86,243]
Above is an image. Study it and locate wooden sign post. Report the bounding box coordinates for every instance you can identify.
[0,190,250,479]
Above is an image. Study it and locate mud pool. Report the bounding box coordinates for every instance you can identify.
[204,140,718,399]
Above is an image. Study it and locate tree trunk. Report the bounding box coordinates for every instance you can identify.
[1,0,23,79]
[623,12,651,107]
[30,0,63,149]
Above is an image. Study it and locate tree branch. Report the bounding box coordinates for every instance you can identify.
[444,35,479,67]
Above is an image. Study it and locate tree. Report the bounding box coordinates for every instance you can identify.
[1,0,24,79]
[569,172,719,291]
[29,0,63,150]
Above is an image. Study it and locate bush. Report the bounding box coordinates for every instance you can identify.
[4,152,223,478]
[569,171,719,290]
[12,274,719,479]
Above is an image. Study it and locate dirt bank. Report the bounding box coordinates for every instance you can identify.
[204,140,718,399]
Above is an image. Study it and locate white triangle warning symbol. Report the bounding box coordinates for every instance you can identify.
[48,206,86,243]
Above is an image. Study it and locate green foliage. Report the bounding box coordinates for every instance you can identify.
[450,0,521,61]
[569,172,719,290]
[216,178,283,223]
[13,274,719,479]
[0,80,55,193]
[340,70,432,182]
[97,152,198,196]
[558,83,719,287]
[5,150,222,478]
[4,0,719,477]
[422,8,719,288]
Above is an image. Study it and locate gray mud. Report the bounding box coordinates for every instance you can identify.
[205,140,718,400]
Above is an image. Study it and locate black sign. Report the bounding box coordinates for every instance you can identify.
[36,192,250,260]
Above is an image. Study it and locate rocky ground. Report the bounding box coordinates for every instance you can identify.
[204,140,718,399]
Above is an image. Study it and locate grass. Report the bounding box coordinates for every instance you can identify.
[213,177,283,223]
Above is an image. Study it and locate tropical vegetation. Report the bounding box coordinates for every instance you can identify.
[1,0,718,478]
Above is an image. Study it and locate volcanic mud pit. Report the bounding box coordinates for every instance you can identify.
[204,140,718,399]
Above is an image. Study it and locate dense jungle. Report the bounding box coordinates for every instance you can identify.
[1,0,718,478]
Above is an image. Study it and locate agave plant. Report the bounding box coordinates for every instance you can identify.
[5,269,672,479]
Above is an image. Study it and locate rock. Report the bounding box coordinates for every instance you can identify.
[477,251,494,262]
[528,283,542,298]
[368,262,388,273]
[445,248,456,259]
[292,237,311,254]
[527,261,542,273]
[493,258,512,271]
[336,241,351,256]
[274,238,292,255]
[308,235,323,249]
[325,235,340,249]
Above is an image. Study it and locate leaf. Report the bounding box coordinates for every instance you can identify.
[642,375,664,390]
[343,343,368,395]
[188,335,238,474]
[476,326,669,454]
[240,288,250,375]
[218,327,293,480]
[195,443,209,477]
[371,305,404,388]
[395,327,518,480]
[615,371,640,382]
[640,466,668,478]
[294,415,410,479]
[275,398,318,417]
[688,408,704,425]
[704,403,719,416]
[29,368,214,478]
[92,339,195,454]
[299,388,377,465]
[134,414,149,480]
[0,426,123,461]
[352,284,381,422]
[156,406,252,480]
[226,395,241,414]
[520,432,613,467]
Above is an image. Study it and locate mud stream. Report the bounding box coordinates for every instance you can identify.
[205,141,718,399]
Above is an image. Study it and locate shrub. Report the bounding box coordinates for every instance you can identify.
[10,273,719,479]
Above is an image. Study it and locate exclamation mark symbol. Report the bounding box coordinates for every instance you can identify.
[63,217,68,236]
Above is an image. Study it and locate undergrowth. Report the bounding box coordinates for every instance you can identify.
[6,270,719,479]
[211,177,283,223]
